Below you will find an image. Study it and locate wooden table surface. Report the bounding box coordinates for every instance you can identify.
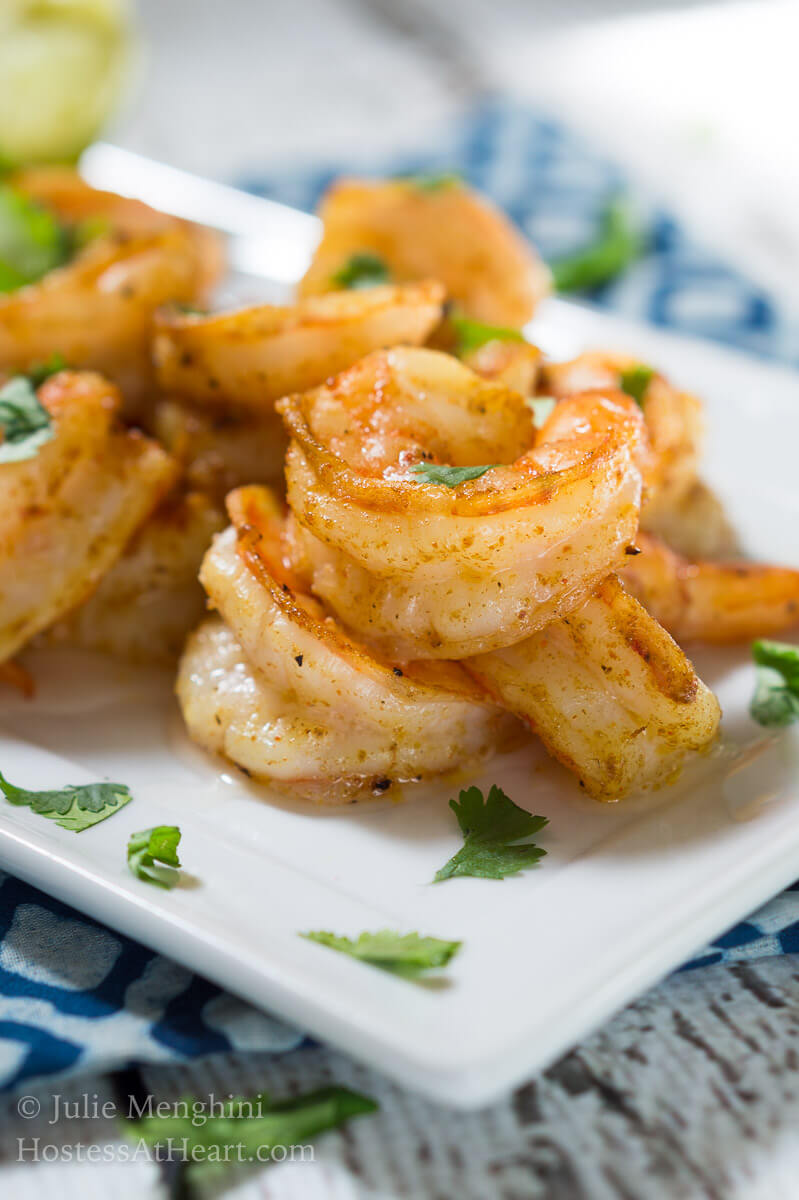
[2,1,799,1195]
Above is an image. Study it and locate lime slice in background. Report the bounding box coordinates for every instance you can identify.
[0,0,134,167]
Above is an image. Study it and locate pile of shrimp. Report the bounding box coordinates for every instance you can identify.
[2,168,798,803]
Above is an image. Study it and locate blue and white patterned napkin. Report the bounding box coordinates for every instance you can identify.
[1,98,799,1094]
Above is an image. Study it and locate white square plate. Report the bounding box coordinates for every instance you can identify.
[1,297,798,1109]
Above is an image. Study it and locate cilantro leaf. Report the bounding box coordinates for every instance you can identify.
[302,929,461,977]
[0,376,54,462]
[434,784,548,882]
[402,171,462,192]
[127,825,182,889]
[619,363,655,407]
[550,198,645,293]
[0,185,70,293]
[751,639,799,727]
[408,461,498,487]
[26,353,66,387]
[0,770,132,832]
[451,315,525,357]
[71,215,111,250]
[125,1086,377,1175]
[331,252,390,290]
[526,395,557,428]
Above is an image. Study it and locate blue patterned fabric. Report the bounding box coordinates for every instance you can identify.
[241,97,799,365]
[1,97,799,1093]
[0,870,301,1091]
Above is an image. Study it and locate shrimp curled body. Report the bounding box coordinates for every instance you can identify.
[177,487,520,803]
[0,170,220,415]
[279,347,646,660]
[0,370,176,664]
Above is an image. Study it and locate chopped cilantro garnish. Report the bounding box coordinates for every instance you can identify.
[409,461,498,488]
[302,930,461,977]
[174,302,208,316]
[619,363,655,407]
[750,640,799,727]
[402,171,461,192]
[434,784,548,882]
[550,199,645,293]
[27,353,67,387]
[526,395,557,428]
[451,315,525,358]
[0,770,132,832]
[0,185,71,293]
[125,1086,377,1176]
[71,214,112,250]
[331,252,390,290]
[127,825,182,889]
[0,376,53,462]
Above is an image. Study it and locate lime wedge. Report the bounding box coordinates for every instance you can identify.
[0,0,134,167]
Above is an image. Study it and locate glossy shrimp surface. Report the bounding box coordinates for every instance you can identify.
[298,177,550,326]
[153,399,288,499]
[48,489,225,663]
[461,338,542,396]
[278,347,646,659]
[154,281,445,415]
[541,351,703,525]
[177,487,519,802]
[0,170,220,415]
[466,575,721,802]
[0,370,176,664]
[621,532,799,644]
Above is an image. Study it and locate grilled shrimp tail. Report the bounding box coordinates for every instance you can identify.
[177,485,520,802]
[0,370,176,664]
[621,532,799,643]
[465,575,721,802]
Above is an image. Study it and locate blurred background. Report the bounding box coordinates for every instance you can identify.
[115,0,798,313]
[2,0,797,314]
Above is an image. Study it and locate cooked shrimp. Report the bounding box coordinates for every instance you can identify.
[541,352,703,524]
[153,399,287,499]
[621,532,799,643]
[0,169,221,416]
[640,477,739,560]
[298,177,550,326]
[279,347,645,659]
[0,370,177,663]
[466,575,721,802]
[154,281,444,415]
[461,338,542,397]
[177,487,520,802]
[47,490,224,663]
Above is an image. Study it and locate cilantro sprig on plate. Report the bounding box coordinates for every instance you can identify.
[127,825,183,889]
[0,770,132,832]
[526,395,557,428]
[451,315,524,358]
[619,363,655,407]
[0,185,71,293]
[331,252,390,290]
[750,639,799,727]
[550,198,645,294]
[302,929,461,978]
[434,784,548,882]
[400,171,461,192]
[0,185,111,295]
[0,376,54,462]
